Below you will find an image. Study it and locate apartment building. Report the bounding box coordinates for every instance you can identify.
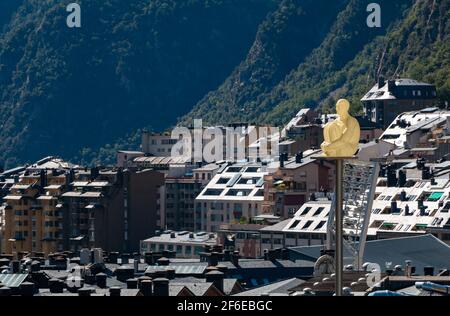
[362,78,437,128]
[2,161,74,255]
[195,163,267,232]
[260,159,450,251]
[161,163,222,230]
[60,168,164,253]
[262,150,333,218]
[0,157,165,255]
[380,108,450,162]
[141,131,179,156]
[281,108,323,152]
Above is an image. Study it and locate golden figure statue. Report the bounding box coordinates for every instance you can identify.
[321,99,360,157]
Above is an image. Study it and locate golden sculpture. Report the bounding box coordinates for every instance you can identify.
[321,99,360,157]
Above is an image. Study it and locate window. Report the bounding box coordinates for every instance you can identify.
[313,207,324,216]
[226,189,252,197]
[300,207,311,216]
[302,220,313,229]
[273,239,282,245]
[315,221,326,230]
[185,246,192,254]
[204,189,223,196]
[288,220,301,229]
[216,177,230,184]
[194,246,203,255]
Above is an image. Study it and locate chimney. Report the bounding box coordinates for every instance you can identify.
[416,158,426,170]
[144,252,155,265]
[39,170,47,191]
[223,250,231,262]
[387,79,396,92]
[295,152,303,164]
[84,273,96,285]
[78,287,92,297]
[209,252,219,267]
[115,266,135,282]
[140,279,153,296]
[404,204,410,216]
[386,165,397,187]
[10,260,20,273]
[216,264,228,275]
[422,167,431,180]
[20,282,35,297]
[391,201,398,214]
[231,251,240,266]
[153,278,169,297]
[109,287,121,297]
[166,268,176,280]
[30,260,41,272]
[205,271,224,294]
[121,253,130,265]
[398,170,406,187]
[108,252,119,264]
[405,260,412,277]
[379,166,386,177]
[157,257,170,266]
[90,167,99,180]
[377,76,385,89]
[424,266,435,276]
[49,278,64,293]
[0,287,11,297]
[126,278,138,289]
[80,249,91,265]
[400,190,407,202]
[95,273,107,288]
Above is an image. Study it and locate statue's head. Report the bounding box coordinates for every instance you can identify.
[336,99,350,117]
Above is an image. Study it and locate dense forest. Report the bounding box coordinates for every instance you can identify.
[0,0,448,167]
[0,0,275,168]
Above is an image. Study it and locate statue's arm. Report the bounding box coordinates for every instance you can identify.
[325,119,359,150]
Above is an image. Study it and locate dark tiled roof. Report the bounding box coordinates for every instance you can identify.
[289,234,450,273]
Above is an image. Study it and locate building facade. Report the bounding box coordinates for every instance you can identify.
[195,163,267,232]
[361,78,437,128]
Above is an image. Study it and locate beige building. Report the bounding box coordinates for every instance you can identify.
[2,169,68,255]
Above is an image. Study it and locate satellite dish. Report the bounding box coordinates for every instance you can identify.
[314,254,335,277]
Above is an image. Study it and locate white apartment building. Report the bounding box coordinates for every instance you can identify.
[195,163,267,232]
[380,108,450,148]
[260,164,450,250]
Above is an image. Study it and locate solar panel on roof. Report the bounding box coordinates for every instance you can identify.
[0,273,29,287]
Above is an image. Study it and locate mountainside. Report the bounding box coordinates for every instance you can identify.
[0,0,22,32]
[0,0,275,168]
[182,0,449,127]
[0,0,449,167]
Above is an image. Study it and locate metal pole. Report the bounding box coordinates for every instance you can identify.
[335,159,344,296]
